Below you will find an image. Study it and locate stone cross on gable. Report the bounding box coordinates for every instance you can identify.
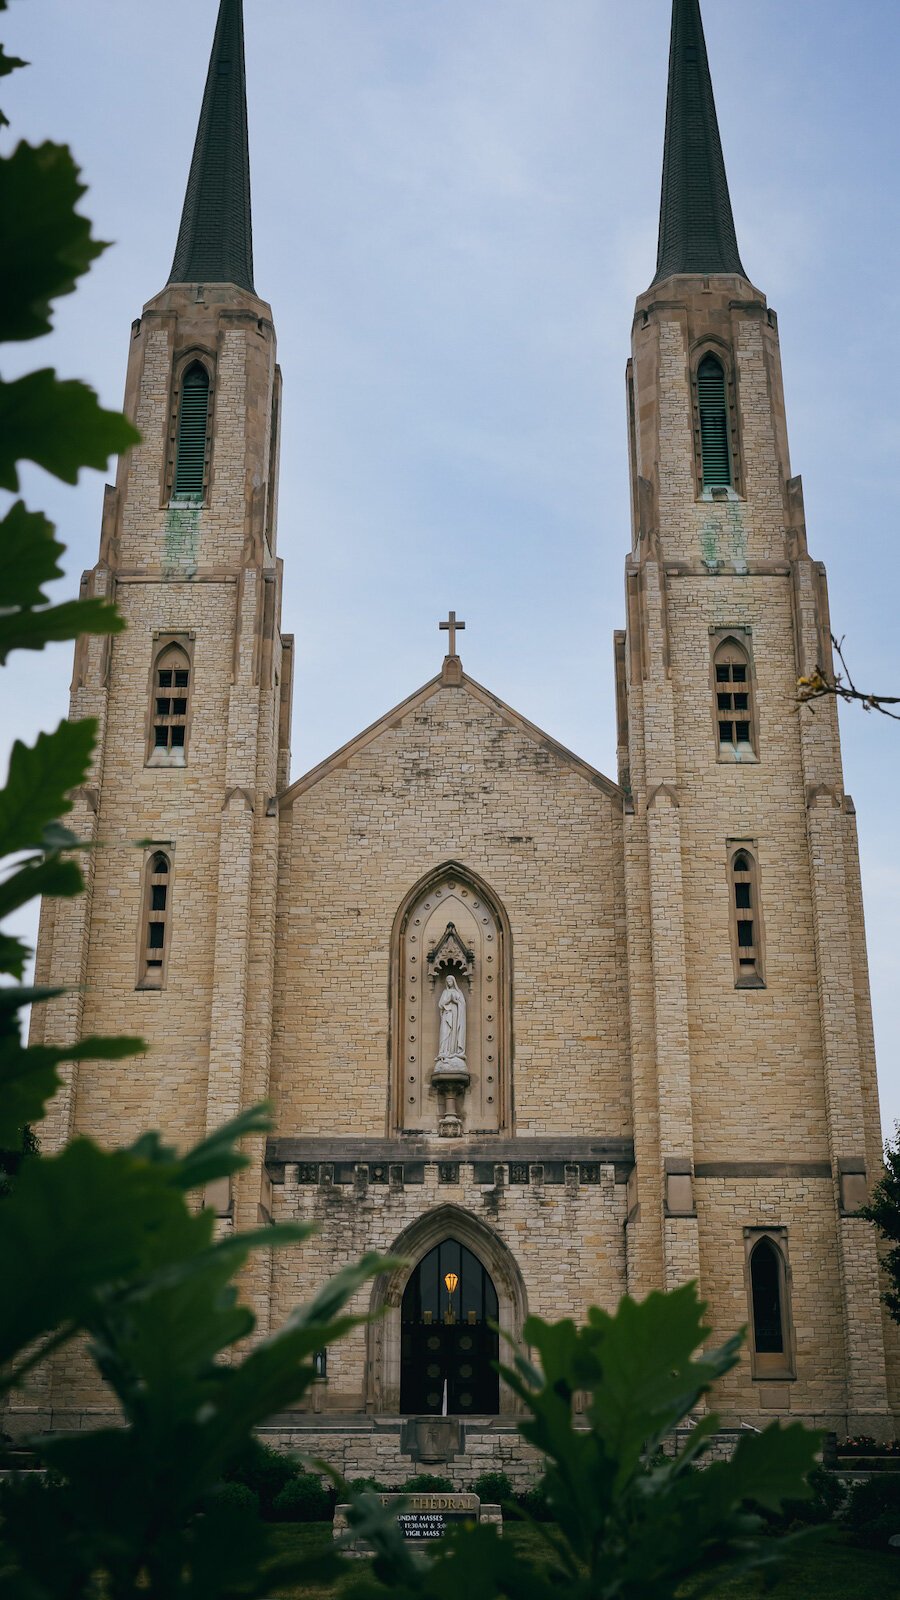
[439,611,465,656]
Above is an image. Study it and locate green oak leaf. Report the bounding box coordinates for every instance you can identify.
[0,597,125,663]
[0,500,65,605]
[0,370,139,489]
[0,141,106,341]
[0,718,96,854]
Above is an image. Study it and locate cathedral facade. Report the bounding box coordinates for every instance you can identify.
[23,0,899,1474]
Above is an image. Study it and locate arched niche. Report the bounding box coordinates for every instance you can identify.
[366,1204,528,1416]
[390,863,512,1136]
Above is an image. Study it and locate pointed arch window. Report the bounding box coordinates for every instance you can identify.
[713,635,757,758]
[138,852,172,989]
[173,362,210,501]
[697,353,732,489]
[745,1230,795,1379]
[728,845,765,988]
[147,640,192,766]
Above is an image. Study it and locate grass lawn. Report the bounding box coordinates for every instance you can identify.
[263,1524,900,1599]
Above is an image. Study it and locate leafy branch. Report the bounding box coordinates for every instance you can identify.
[798,635,900,722]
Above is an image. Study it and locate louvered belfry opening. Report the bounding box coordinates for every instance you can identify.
[173,363,210,500]
[697,354,730,487]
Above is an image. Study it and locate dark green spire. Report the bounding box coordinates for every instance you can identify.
[653,0,745,284]
[168,0,255,293]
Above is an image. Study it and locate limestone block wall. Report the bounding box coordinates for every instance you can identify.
[667,574,829,1161]
[269,1160,628,1416]
[258,1423,543,1492]
[696,1177,847,1427]
[272,681,629,1142]
[72,579,237,1146]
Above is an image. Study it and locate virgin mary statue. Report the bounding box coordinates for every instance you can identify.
[436,974,467,1065]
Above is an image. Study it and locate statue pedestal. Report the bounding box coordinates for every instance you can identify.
[431,1062,469,1139]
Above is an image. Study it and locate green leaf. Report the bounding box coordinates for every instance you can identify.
[0,44,27,79]
[0,718,95,853]
[41,821,83,850]
[0,930,30,978]
[0,370,139,490]
[707,1421,821,1513]
[0,1138,210,1375]
[0,141,106,341]
[0,1039,61,1150]
[0,854,84,921]
[127,1104,275,1191]
[0,596,125,663]
[0,1032,144,1148]
[583,1285,743,1479]
[0,500,64,605]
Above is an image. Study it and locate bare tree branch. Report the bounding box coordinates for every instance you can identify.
[797,635,900,722]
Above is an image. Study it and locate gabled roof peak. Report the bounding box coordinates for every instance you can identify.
[169,0,255,293]
[278,671,621,808]
[653,0,745,285]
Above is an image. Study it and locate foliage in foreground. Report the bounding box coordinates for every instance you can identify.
[0,0,141,1184]
[1,8,823,1599]
[334,1288,821,1600]
[860,1123,900,1323]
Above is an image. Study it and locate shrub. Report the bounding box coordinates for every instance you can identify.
[517,1480,554,1522]
[348,1476,389,1496]
[272,1473,333,1524]
[224,1439,295,1518]
[399,1473,455,1493]
[851,1512,900,1550]
[472,1470,514,1504]
[845,1473,900,1530]
[210,1482,260,1517]
[754,1465,846,1530]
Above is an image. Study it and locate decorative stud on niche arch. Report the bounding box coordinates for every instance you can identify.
[391,864,512,1137]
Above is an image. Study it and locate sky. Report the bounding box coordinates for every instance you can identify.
[2,0,899,1131]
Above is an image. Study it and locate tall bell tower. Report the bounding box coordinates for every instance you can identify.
[34,0,291,1236]
[619,0,895,1432]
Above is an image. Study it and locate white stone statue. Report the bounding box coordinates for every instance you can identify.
[436,974,467,1065]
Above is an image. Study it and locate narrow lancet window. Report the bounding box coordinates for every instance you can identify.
[148,643,191,766]
[138,852,171,989]
[714,638,756,757]
[697,354,731,488]
[173,362,210,500]
[750,1238,784,1353]
[729,847,764,987]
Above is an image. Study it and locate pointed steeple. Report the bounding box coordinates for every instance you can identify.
[168,0,255,293]
[653,0,745,285]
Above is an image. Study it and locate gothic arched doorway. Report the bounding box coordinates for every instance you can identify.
[400,1238,499,1415]
[367,1203,527,1416]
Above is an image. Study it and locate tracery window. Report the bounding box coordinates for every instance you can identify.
[138,851,171,989]
[728,845,765,988]
[147,642,191,766]
[172,361,210,501]
[713,636,756,758]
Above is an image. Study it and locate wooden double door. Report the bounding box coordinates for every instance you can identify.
[400,1239,500,1416]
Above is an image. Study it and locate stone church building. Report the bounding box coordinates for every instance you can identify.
[24,0,899,1473]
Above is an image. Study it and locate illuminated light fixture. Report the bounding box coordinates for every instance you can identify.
[443,1271,459,1296]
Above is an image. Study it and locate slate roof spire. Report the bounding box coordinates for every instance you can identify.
[653,0,745,284]
[168,0,255,293]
